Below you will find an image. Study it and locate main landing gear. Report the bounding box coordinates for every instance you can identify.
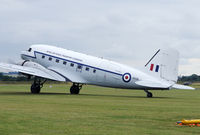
[31,77,47,94]
[70,83,82,94]
[144,90,153,98]
[30,77,82,94]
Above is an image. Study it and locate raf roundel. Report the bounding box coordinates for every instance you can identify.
[122,73,131,83]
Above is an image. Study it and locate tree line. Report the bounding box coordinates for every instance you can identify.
[178,74,200,82]
[0,73,30,81]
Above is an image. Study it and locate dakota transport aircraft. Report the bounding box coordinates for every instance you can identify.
[0,44,194,97]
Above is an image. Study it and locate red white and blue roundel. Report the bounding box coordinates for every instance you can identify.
[122,73,131,83]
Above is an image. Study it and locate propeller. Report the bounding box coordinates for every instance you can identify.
[7,59,25,65]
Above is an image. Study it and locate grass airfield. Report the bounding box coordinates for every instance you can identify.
[0,83,200,135]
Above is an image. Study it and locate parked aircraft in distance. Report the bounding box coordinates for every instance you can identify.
[0,44,195,97]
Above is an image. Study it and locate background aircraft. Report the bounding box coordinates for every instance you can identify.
[0,44,194,97]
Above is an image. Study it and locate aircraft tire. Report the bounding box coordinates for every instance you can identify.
[31,84,41,94]
[70,85,80,94]
[147,92,153,98]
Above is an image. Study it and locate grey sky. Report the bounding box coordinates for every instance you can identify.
[0,0,200,75]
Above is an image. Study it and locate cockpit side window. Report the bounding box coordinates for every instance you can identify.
[28,48,32,52]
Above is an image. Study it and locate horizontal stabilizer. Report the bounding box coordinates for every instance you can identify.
[135,80,170,89]
[172,84,195,90]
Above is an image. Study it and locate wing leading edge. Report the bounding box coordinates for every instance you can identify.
[0,63,66,82]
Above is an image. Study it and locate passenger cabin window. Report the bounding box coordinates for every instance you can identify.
[86,67,89,71]
[70,63,74,67]
[42,55,45,59]
[56,59,59,63]
[63,61,67,65]
[28,48,32,52]
[49,57,52,61]
[77,65,82,69]
[93,69,96,73]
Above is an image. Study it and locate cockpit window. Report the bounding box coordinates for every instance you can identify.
[28,48,32,52]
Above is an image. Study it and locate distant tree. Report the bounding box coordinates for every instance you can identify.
[178,74,200,82]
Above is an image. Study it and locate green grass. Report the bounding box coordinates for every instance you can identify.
[0,83,200,135]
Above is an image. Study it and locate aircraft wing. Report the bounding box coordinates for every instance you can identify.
[171,84,195,90]
[48,66,88,84]
[135,80,170,89]
[0,63,66,82]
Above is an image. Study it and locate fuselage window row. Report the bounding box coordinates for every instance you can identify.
[43,55,97,73]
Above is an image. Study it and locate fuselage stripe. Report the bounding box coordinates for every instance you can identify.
[22,51,123,77]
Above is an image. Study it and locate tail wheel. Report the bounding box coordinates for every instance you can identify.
[144,90,153,98]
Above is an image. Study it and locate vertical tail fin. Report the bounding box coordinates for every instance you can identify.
[145,48,179,82]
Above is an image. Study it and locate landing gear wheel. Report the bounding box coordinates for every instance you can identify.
[30,77,47,94]
[144,90,153,98]
[31,84,41,94]
[70,86,79,94]
[70,83,82,94]
[147,92,153,98]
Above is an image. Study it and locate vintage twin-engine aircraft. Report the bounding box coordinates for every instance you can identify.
[0,44,194,97]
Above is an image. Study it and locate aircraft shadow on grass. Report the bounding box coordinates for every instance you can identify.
[0,91,66,96]
[0,91,177,99]
[79,93,177,99]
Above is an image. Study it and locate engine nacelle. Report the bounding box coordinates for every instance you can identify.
[21,61,47,71]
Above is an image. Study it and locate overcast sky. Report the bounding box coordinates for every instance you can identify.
[0,0,200,75]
